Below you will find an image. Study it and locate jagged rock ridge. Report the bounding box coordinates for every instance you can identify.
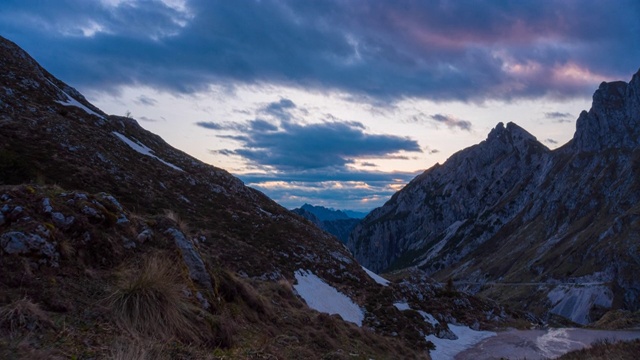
[349,69,640,325]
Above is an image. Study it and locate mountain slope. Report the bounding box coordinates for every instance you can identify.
[0,36,530,358]
[292,204,361,244]
[349,70,640,325]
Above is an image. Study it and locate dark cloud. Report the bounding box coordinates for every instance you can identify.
[198,99,421,170]
[135,95,158,106]
[544,138,558,145]
[2,0,639,102]
[360,162,377,167]
[195,121,225,130]
[210,149,236,157]
[544,111,573,123]
[249,119,278,132]
[260,98,297,121]
[222,120,421,170]
[430,114,472,131]
[406,112,472,131]
[138,116,161,122]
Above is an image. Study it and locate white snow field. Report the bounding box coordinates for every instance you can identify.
[426,324,496,360]
[293,269,364,326]
[361,265,390,286]
[112,131,184,171]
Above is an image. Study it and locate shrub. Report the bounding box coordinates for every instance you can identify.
[0,297,52,337]
[105,255,200,342]
[164,209,189,234]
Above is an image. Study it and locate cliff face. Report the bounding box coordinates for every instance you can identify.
[349,122,550,273]
[349,69,640,324]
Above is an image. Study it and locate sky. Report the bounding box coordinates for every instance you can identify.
[2,0,639,212]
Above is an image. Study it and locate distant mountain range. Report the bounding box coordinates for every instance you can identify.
[349,69,640,324]
[291,204,365,243]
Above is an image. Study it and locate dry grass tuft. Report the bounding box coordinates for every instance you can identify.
[164,209,189,234]
[216,270,271,317]
[109,339,168,360]
[58,237,76,259]
[105,255,200,342]
[557,338,640,359]
[0,297,52,336]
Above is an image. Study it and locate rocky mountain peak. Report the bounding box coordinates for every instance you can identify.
[485,121,541,150]
[487,121,534,142]
[350,67,640,326]
[573,68,640,151]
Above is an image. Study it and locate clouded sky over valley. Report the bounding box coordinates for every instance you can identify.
[2,0,639,211]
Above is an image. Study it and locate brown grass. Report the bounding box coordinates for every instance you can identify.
[0,297,52,337]
[557,338,640,360]
[105,255,201,342]
[109,339,168,360]
[164,209,189,234]
[216,270,271,318]
[57,237,76,259]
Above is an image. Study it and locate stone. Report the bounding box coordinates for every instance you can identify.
[165,227,212,292]
[42,198,53,213]
[1,231,30,254]
[136,229,153,243]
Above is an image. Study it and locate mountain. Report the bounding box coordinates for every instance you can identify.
[349,69,640,325]
[342,209,369,219]
[0,36,529,358]
[292,204,361,243]
[297,203,352,221]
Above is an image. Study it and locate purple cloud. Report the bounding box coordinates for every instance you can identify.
[1,0,638,102]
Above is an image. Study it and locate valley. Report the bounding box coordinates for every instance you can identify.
[1,30,640,359]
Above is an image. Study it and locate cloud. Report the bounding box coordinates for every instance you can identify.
[259,98,297,121]
[134,95,157,106]
[544,111,573,123]
[406,112,472,131]
[195,121,225,130]
[198,99,421,170]
[429,114,472,131]
[138,115,162,122]
[220,120,421,170]
[3,1,638,102]
[544,138,558,144]
[239,169,421,211]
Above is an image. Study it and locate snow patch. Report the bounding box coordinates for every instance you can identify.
[112,132,184,172]
[361,265,389,286]
[47,79,105,119]
[418,310,439,326]
[293,269,364,326]
[426,324,496,360]
[536,328,585,359]
[393,302,411,311]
